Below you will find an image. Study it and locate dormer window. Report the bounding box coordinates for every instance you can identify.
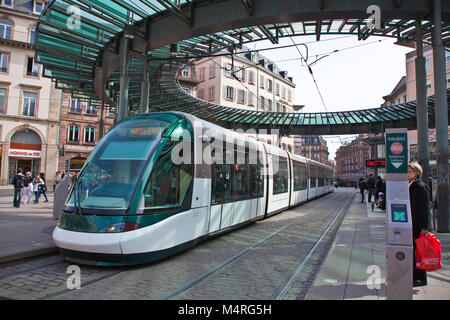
[1,0,13,8]
[33,0,44,15]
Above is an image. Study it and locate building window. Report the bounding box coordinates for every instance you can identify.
[225,86,234,101]
[425,58,430,69]
[0,19,12,40]
[22,91,37,116]
[181,68,189,78]
[26,57,39,77]
[235,67,245,81]
[208,86,215,101]
[68,125,80,142]
[198,67,205,81]
[267,79,272,92]
[426,78,432,90]
[85,102,96,115]
[70,98,82,112]
[197,88,204,100]
[225,63,233,77]
[29,25,36,44]
[0,88,6,113]
[33,0,44,14]
[248,92,254,106]
[84,127,95,144]
[259,75,264,89]
[237,89,245,104]
[275,83,280,96]
[209,63,215,78]
[0,52,9,73]
[1,0,13,8]
[248,70,254,84]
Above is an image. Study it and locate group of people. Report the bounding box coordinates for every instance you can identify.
[11,169,51,208]
[358,173,386,209]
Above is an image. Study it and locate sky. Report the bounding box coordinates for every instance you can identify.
[251,35,414,160]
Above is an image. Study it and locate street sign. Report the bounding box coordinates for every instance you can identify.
[366,159,386,167]
[386,132,408,174]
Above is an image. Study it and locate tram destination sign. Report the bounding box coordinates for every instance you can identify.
[385,130,408,174]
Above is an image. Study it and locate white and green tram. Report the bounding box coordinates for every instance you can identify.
[53,112,333,266]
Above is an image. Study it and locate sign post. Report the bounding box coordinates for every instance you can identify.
[385,128,413,300]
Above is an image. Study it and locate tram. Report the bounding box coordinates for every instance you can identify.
[53,112,333,266]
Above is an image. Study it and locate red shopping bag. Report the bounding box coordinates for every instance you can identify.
[415,233,442,271]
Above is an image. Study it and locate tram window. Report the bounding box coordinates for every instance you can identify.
[222,164,233,202]
[211,164,222,204]
[293,161,307,191]
[143,140,193,210]
[250,152,264,198]
[273,156,288,195]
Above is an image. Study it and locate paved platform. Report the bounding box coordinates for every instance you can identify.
[0,186,58,263]
[0,185,448,300]
[306,190,450,300]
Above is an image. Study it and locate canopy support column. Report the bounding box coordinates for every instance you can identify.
[415,21,430,185]
[141,51,150,113]
[118,36,130,121]
[433,0,449,232]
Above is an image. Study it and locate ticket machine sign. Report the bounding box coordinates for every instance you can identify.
[386,132,408,174]
[391,204,408,223]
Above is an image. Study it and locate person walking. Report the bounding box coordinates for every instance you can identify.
[39,172,49,202]
[12,168,25,208]
[53,171,61,192]
[366,173,375,203]
[358,177,366,203]
[22,172,33,204]
[408,162,431,287]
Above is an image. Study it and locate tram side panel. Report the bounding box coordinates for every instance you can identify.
[266,148,290,216]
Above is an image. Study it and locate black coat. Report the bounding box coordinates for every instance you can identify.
[409,179,430,239]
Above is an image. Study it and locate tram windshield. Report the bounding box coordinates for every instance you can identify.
[65,117,172,214]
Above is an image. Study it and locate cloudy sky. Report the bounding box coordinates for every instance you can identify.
[252,35,414,159]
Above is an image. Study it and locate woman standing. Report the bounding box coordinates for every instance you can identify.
[32,173,44,204]
[408,162,430,287]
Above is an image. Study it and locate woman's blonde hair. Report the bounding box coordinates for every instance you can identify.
[408,162,423,179]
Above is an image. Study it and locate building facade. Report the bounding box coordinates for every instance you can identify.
[298,135,330,165]
[0,0,62,185]
[335,135,370,186]
[191,48,298,152]
[57,91,115,174]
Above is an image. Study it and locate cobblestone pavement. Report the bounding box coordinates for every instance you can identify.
[0,189,354,300]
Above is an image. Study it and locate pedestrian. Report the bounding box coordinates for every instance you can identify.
[374,176,383,205]
[408,162,431,287]
[53,171,61,192]
[12,168,25,208]
[22,172,33,204]
[39,172,49,202]
[32,173,44,204]
[358,177,366,203]
[366,173,375,203]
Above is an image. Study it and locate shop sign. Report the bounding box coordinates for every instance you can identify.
[9,148,41,158]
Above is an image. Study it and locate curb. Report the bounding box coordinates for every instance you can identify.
[0,246,59,265]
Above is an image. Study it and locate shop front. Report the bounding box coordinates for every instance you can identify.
[7,129,42,183]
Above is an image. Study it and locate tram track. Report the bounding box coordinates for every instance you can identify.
[0,190,355,300]
[160,191,353,300]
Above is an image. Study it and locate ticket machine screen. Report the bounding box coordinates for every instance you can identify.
[391,204,408,223]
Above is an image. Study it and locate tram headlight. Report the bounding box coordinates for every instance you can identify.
[100,223,125,233]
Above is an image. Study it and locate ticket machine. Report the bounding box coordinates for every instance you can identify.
[385,128,413,300]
